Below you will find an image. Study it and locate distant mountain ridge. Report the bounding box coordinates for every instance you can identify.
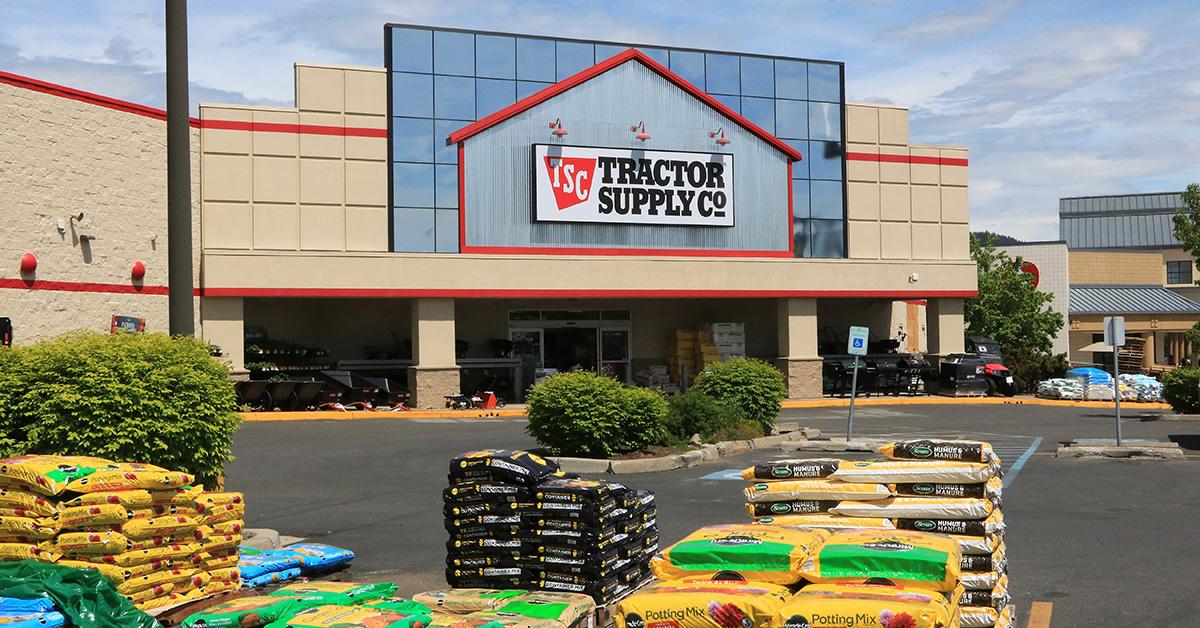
[972,231,1023,246]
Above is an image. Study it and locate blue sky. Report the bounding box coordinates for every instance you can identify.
[2,0,1198,240]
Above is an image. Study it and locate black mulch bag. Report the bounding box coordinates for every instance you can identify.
[742,459,840,480]
[444,482,532,504]
[444,501,535,517]
[534,478,619,503]
[450,450,563,487]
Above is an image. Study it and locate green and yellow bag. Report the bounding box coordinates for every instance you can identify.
[182,595,316,628]
[269,581,398,606]
[412,589,529,614]
[800,530,962,593]
[777,582,958,628]
[483,591,595,627]
[269,604,431,628]
[615,577,791,628]
[651,524,826,584]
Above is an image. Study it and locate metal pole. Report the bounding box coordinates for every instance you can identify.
[847,355,859,441]
[166,0,194,336]
[1113,346,1122,446]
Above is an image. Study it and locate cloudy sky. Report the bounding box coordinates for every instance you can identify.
[2,0,1198,240]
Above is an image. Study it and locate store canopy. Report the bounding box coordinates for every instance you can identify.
[1069,285,1200,315]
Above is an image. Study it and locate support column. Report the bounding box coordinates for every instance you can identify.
[1142,332,1155,369]
[200,297,245,375]
[408,298,460,409]
[776,298,822,399]
[926,298,966,361]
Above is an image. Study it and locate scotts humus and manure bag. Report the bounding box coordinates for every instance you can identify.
[895,511,1005,537]
[615,577,791,628]
[829,497,995,520]
[959,574,1010,610]
[831,460,997,485]
[800,530,962,592]
[449,451,564,488]
[960,604,1014,628]
[745,499,840,518]
[776,582,958,628]
[890,477,1003,500]
[878,440,1000,465]
[743,480,889,503]
[739,459,841,481]
[751,515,896,530]
[652,524,826,584]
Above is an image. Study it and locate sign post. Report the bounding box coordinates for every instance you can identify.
[846,326,870,441]
[1104,316,1126,446]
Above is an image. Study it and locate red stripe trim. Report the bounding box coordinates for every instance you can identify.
[0,70,200,127]
[0,278,170,295]
[787,161,795,257]
[846,152,967,167]
[200,287,978,299]
[458,142,467,252]
[448,49,803,162]
[459,245,795,258]
[199,119,387,138]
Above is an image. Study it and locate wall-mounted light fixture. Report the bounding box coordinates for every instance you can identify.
[708,128,731,146]
[630,121,650,142]
[549,118,568,138]
[131,261,146,281]
[19,252,36,275]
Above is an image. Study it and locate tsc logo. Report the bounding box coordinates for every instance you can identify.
[543,156,596,210]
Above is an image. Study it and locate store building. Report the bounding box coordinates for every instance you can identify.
[1,25,977,406]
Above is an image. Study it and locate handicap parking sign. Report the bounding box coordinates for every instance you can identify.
[848,326,869,356]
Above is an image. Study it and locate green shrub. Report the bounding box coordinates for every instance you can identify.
[525,370,668,457]
[693,358,788,433]
[713,420,764,442]
[1001,345,1069,393]
[1162,367,1200,413]
[662,390,745,442]
[0,331,241,487]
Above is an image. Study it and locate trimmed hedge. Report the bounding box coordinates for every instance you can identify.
[693,357,787,433]
[0,332,241,487]
[662,389,746,443]
[525,370,668,457]
[1162,367,1200,414]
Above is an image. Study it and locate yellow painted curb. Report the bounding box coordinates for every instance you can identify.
[240,408,525,421]
[781,397,1171,410]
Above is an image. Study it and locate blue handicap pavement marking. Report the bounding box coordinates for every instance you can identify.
[700,469,745,481]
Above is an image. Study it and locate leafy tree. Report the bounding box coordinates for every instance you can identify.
[965,235,1064,355]
[1170,183,1200,275]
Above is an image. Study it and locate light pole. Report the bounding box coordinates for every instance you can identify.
[166,0,194,336]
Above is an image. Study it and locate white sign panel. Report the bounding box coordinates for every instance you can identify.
[848,326,870,356]
[533,144,734,227]
[1104,316,1126,347]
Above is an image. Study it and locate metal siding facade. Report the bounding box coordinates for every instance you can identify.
[462,62,790,251]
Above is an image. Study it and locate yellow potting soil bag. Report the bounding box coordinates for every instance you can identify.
[832,460,996,484]
[203,566,242,584]
[412,589,529,614]
[150,486,204,505]
[116,567,196,595]
[200,533,242,554]
[0,542,58,562]
[53,531,132,555]
[274,605,432,628]
[195,491,244,508]
[102,515,200,539]
[0,455,122,495]
[202,578,241,596]
[777,582,958,628]
[652,524,826,584]
[0,508,54,526]
[197,552,240,571]
[64,461,193,494]
[124,582,175,605]
[801,530,962,593]
[207,520,244,536]
[0,489,59,516]
[129,534,197,551]
[133,504,202,519]
[202,503,246,525]
[744,480,890,503]
[0,515,56,539]
[878,440,999,465]
[753,515,896,530]
[62,490,154,509]
[80,543,199,567]
[58,504,133,529]
[830,497,994,520]
[615,577,791,628]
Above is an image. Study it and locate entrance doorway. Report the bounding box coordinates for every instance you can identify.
[545,327,598,373]
[508,310,631,393]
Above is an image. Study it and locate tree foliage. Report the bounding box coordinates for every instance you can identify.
[692,358,787,433]
[525,370,668,457]
[1170,183,1200,281]
[965,235,1065,355]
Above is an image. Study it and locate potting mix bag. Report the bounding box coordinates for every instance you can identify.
[878,440,1000,465]
[652,524,826,584]
[800,530,962,592]
[449,451,563,488]
[830,497,995,520]
[150,486,203,506]
[832,460,996,484]
[270,581,397,605]
[412,589,529,614]
[743,480,890,503]
[0,599,55,615]
[615,577,791,628]
[77,543,198,567]
[282,543,355,571]
[895,511,1005,538]
[58,504,132,529]
[0,517,55,540]
[200,503,246,525]
[0,455,118,495]
[739,458,842,481]
[195,492,244,508]
[745,499,840,518]
[244,568,302,588]
[0,544,57,563]
[484,591,595,627]
[269,604,432,628]
[61,490,153,509]
[776,582,958,628]
[63,461,193,494]
[753,515,897,530]
[0,491,57,517]
[0,610,67,628]
[51,531,132,555]
[890,477,1004,500]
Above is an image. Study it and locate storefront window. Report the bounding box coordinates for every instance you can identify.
[809,102,842,141]
[434,164,458,209]
[810,181,844,219]
[392,163,434,207]
[476,34,515,79]
[517,81,552,100]
[434,75,474,120]
[808,62,841,103]
[791,180,811,218]
[775,99,808,139]
[393,208,436,252]
[434,120,460,164]
[712,93,740,114]
[391,72,433,118]
[775,59,807,100]
[435,210,459,252]
[792,219,810,257]
[391,117,434,163]
[810,141,844,181]
[705,53,740,94]
[810,219,844,258]
[516,38,556,82]
[434,31,474,76]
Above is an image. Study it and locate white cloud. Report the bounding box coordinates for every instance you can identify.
[890,0,1019,48]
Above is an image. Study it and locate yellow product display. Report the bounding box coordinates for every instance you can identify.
[0,515,56,539]
[0,455,122,495]
[58,558,166,583]
[204,566,242,583]
[830,497,994,520]
[80,543,199,567]
[133,504,202,519]
[124,583,175,605]
[197,551,240,571]
[58,504,133,529]
[150,486,203,505]
[831,460,996,484]
[200,533,242,553]
[53,531,132,555]
[800,530,962,593]
[195,491,244,508]
[202,503,246,525]
[0,542,59,562]
[0,489,59,516]
[615,577,791,628]
[878,440,1000,465]
[208,520,244,536]
[0,508,53,524]
[129,535,193,551]
[652,524,826,585]
[776,583,958,628]
[744,480,890,503]
[106,515,200,539]
[62,490,154,509]
[753,515,896,530]
[116,567,196,595]
[64,462,193,494]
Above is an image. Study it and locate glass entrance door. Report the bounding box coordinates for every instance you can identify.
[600,329,631,381]
[510,329,542,399]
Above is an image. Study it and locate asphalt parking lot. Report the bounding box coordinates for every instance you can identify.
[225,403,1200,626]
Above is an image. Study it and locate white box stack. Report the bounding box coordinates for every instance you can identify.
[708,322,746,360]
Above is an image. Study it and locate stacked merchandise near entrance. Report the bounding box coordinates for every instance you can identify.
[740,440,1013,627]
[707,323,746,361]
[444,450,657,604]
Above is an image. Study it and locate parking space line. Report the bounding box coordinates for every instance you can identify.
[1004,437,1043,489]
[1027,601,1053,628]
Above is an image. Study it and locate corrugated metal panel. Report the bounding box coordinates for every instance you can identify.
[464,61,790,251]
[1061,212,1181,249]
[1069,286,1200,314]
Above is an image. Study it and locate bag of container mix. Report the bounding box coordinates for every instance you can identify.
[270,604,432,628]
[0,610,68,628]
[744,480,890,503]
[652,524,826,585]
[739,459,842,481]
[270,582,397,606]
[244,568,302,588]
[832,460,996,484]
[891,477,1003,500]
[413,590,529,614]
[450,451,564,488]
[879,440,1000,465]
[896,511,1005,537]
[615,576,790,628]
[753,515,896,530]
[800,530,962,593]
[831,497,994,520]
[776,582,957,628]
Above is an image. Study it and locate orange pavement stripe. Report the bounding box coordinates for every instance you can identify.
[1027,601,1053,628]
[780,397,1170,410]
[240,408,525,421]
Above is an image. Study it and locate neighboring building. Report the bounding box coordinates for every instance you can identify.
[1,25,978,405]
[999,242,1070,357]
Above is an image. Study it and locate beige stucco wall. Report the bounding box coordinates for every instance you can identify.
[845,103,969,262]
[1069,250,1163,285]
[200,63,389,254]
[0,79,200,343]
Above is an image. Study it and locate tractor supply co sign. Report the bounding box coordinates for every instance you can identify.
[533,144,734,226]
